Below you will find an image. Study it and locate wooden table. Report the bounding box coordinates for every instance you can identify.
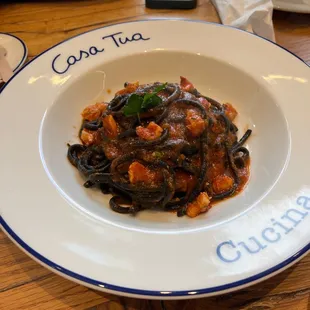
[1,1,309,309]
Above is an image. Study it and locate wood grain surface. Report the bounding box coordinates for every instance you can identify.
[0,1,309,309]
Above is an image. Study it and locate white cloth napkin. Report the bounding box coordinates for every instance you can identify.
[211,0,276,42]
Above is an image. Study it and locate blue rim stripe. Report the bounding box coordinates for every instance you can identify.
[0,32,28,72]
[0,19,309,297]
[1,216,309,297]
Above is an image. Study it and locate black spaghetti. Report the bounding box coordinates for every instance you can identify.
[67,77,251,218]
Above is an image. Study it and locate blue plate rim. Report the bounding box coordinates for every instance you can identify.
[1,216,309,297]
[0,19,309,297]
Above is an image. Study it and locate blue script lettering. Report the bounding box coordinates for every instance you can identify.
[297,196,310,210]
[102,32,150,47]
[281,209,308,227]
[52,32,150,74]
[52,46,104,74]
[271,218,293,234]
[216,196,309,263]
[262,227,281,243]
[238,237,267,254]
[216,240,241,263]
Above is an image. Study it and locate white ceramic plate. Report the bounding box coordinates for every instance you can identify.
[273,0,310,13]
[0,33,28,82]
[0,20,309,299]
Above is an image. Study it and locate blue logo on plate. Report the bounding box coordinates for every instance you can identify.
[51,32,150,75]
[216,196,310,263]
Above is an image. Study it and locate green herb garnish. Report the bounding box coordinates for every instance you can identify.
[152,151,164,158]
[123,83,167,116]
[123,94,143,116]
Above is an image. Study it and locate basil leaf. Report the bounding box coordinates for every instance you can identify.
[123,83,167,116]
[142,92,154,106]
[123,94,143,116]
[154,82,167,93]
[141,83,167,109]
[142,94,162,109]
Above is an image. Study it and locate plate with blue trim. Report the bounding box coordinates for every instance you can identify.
[0,20,309,299]
[0,32,27,82]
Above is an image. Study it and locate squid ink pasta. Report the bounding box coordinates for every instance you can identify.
[67,77,251,218]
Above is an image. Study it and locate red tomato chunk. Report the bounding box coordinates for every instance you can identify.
[128,162,162,185]
[80,129,99,146]
[136,122,163,141]
[81,102,107,121]
[116,81,139,95]
[185,109,205,137]
[103,115,119,138]
[186,192,211,218]
[224,103,238,121]
[212,175,234,194]
[180,76,195,92]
